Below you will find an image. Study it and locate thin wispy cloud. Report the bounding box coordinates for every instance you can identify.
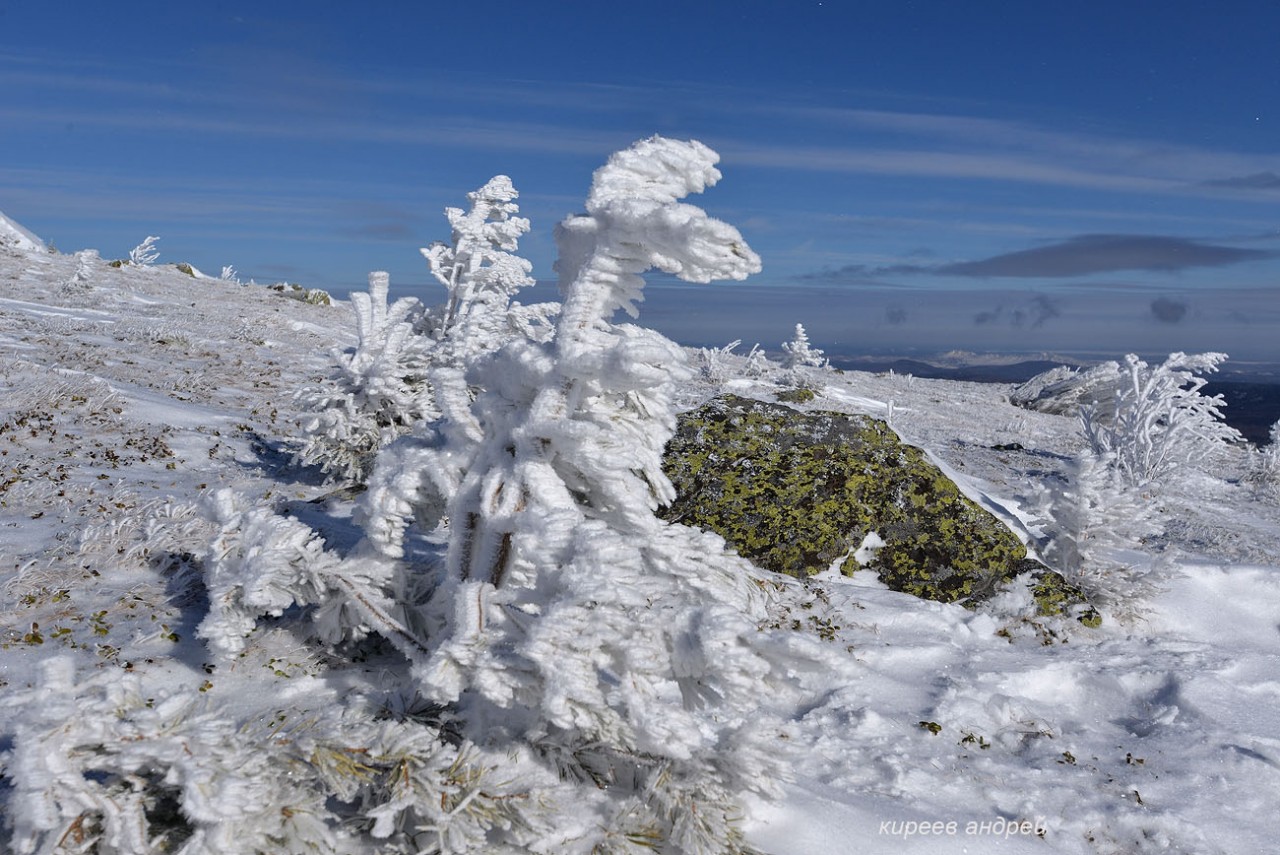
[729,106,1280,199]
[0,106,627,157]
[718,142,1178,194]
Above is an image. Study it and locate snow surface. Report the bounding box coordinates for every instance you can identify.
[3,235,1280,853]
[0,210,45,253]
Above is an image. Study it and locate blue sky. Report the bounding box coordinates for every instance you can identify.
[3,1,1279,363]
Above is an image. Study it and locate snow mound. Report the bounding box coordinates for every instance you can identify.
[0,209,46,253]
[1011,360,1123,417]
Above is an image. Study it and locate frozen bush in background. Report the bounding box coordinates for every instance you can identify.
[1081,352,1241,485]
[781,322,826,370]
[128,234,160,266]
[695,340,773,385]
[1256,418,1280,492]
[61,248,99,293]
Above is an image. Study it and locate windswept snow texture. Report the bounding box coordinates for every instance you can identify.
[2,241,1279,854]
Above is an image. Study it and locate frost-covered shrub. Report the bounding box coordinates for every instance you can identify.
[695,340,772,386]
[61,248,99,293]
[1036,452,1167,622]
[419,175,543,360]
[294,271,435,482]
[696,339,743,384]
[357,136,831,852]
[198,487,411,655]
[1262,420,1280,477]
[296,177,550,485]
[0,657,551,855]
[401,135,793,853]
[742,342,771,378]
[781,322,826,370]
[199,138,840,852]
[1081,352,1241,485]
[128,235,160,266]
[415,174,555,460]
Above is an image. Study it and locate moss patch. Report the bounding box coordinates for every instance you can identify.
[660,394,1096,621]
[775,387,817,404]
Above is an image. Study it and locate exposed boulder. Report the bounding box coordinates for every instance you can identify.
[660,394,1098,624]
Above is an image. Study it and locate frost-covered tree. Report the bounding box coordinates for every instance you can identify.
[781,323,825,369]
[415,174,554,456]
[1081,352,1242,485]
[294,271,435,482]
[128,235,160,266]
[420,175,542,357]
[780,322,827,388]
[360,136,821,852]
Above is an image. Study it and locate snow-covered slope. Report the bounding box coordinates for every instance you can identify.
[0,209,46,253]
[2,240,1279,854]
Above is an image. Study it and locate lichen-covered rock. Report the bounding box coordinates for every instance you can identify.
[660,394,1097,623]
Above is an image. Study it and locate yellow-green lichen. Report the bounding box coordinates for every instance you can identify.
[776,387,817,404]
[661,394,1097,623]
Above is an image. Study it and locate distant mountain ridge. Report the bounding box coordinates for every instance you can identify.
[826,353,1280,446]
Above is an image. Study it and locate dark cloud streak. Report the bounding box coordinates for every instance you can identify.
[938,234,1273,278]
[1151,297,1189,323]
[1203,172,1280,191]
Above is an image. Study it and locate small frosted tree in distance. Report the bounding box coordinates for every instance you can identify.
[780,322,827,388]
[128,235,160,266]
